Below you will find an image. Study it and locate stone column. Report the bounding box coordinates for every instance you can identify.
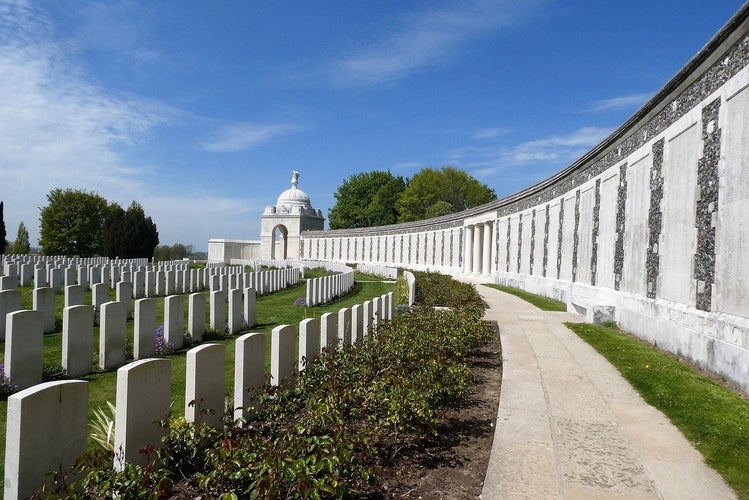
[464,225,474,274]
[472,224,483,275]
[482,221,493,277]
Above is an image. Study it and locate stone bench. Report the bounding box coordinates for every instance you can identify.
[567,297,615,324]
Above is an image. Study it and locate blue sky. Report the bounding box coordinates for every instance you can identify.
[0,0,745,251]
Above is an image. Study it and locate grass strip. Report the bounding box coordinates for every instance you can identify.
[483,283,566,311]
[567,322,749,499]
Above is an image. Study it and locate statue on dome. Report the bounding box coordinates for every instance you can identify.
[291,170,299,188]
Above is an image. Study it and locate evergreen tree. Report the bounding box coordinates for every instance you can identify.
[102,201,159,259]
[10,222,30,254]
[0,201,6,254]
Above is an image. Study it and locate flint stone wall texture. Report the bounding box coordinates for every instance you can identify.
[298,6,749,392]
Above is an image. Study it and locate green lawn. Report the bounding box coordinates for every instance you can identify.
[483,283,567,311]
[568,322,749,499]
[0,276,395,488]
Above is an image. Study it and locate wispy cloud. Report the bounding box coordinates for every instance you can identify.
[0,0,181,243]
[448,126,613,177]
[66,1,163,64]
[198,123,303,153]
[472,127,511,140]
[586,93,652,112]
[326,0,545,87]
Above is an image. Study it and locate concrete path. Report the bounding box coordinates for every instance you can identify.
[475,284,736,499]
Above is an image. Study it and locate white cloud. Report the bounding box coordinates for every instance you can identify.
[447,126,613,176]
[0,0,180,246]
[137,193,263,249]
[586,93,652,112]
[327,0,545,87]
[472,127,511,140]
[198,123,302,153]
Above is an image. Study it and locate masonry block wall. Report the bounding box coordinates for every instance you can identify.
[300,6,749,392]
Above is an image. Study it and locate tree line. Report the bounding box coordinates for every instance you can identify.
[1,189,160,258]
[328,166,496,230]
[38,188,159,258]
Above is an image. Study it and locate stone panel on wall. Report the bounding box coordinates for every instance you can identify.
[577,185,596,285]
[598,172,619,289]
[559,195,576,281]
[660,122,700,305]
[716,83,749,318]
[622,154,651,295]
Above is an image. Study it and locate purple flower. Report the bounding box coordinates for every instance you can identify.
[293,297,306,306]
[154,325,176,356]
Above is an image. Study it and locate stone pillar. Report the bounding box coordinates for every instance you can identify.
[482,221,493,277]
[464,225,474,274]
[472,224,483,275]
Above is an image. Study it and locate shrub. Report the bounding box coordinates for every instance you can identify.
[42,362,68,382]
[45,273,492,498]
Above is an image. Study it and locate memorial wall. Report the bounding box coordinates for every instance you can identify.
[301,5,749,392]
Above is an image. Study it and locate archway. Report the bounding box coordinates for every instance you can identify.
[271,224,289,260]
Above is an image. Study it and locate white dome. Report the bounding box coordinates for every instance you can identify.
[275,170,313,210]
[276,186,312,209]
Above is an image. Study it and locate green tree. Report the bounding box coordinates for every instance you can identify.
[396,166,496,223]
[0,201,6,254]
[328,171,406,229]
[9,221,30,254]
[39,189,109,256]
[153,243,192,262]
[102,203,127,258]
[102,201,159,259]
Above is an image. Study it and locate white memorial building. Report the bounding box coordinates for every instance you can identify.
[207,171,324,262]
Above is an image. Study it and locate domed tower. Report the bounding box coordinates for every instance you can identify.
[260,171,324,259]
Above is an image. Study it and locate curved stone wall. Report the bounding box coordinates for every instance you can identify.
[301,4,749,392]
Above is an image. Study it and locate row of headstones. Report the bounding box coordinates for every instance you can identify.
[305,269,356,306]
[1,287,259,390]
[4,291,395,499]
[1,255,148,268]
[0,266,299,346]
[0,261,298,299]
[356,263,399,280]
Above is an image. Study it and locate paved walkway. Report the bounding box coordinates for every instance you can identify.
[474,284,736,499]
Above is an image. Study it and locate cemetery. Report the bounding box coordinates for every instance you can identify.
[0,254,397,497]
[1,2,749,498]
